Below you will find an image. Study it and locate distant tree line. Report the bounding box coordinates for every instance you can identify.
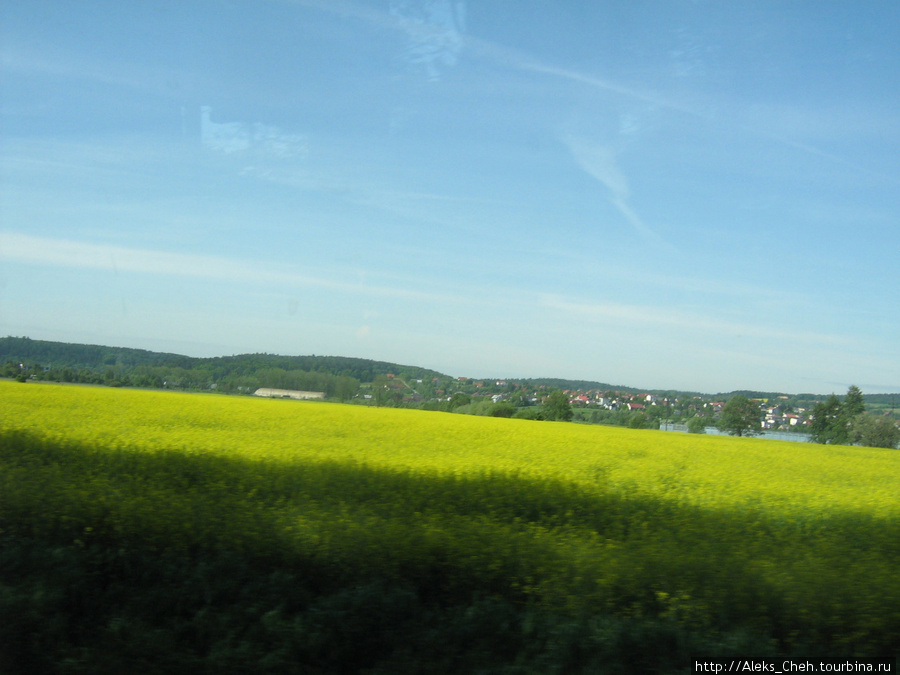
[0,338,364,401]
[2,359,360,401]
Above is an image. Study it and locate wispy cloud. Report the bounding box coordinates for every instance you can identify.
[516,51,899,184]
[1,44,193,104]
[292,2,681,246]
[730,102,900,185]
[389,0,466,82]
[293,0,899,187]
[560,134,671,248]
[538,293,850,347]
[0,232,463,305]
[289,1,653,95]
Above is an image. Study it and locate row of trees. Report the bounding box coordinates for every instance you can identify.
[717,388,899,448]
[809,386,899,448]
[3,360,360,402]
[410,390,573,421]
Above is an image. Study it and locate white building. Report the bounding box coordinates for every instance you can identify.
[253,388,325,401]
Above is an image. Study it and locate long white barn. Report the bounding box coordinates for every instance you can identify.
[253,388,325,401]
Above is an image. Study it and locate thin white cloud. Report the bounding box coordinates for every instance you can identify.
[560,134,671,248]
[523,61,698,117]
[538,293,850,348]
[733,113,900,186]
[1,44,194,104]
[390,0,466,81]
[0,232,461,305]
[201,106,308,159]
[564,139,630,197]
[554,255,809,307]
[608,197,664,246]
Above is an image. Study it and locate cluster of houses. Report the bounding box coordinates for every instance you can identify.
[353,373,829,431]
[506,389,812,430]
[549,390,687,412]
[761,406,808,429]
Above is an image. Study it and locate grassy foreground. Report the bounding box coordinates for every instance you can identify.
[2,381,899,672]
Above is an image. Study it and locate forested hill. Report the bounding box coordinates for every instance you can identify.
[0,336,196,370]
[0,337,445,398]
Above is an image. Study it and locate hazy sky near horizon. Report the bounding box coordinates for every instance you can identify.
[2,1,899,394]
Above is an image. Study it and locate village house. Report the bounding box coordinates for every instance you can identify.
[253,388,325,401]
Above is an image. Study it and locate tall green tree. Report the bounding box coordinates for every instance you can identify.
[542,390,573,422]
[843,385,866,417]
[686,416,707,434]
[718,395,761,437]
[809,394,844,444]
[837,385,866,442]
[372,374,391,406]
[810,386,866,445]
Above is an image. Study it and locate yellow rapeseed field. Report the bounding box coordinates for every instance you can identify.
[3,380,897,517]
[2,380,899,656]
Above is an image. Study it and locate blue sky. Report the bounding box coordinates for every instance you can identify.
[2,1,898,394]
